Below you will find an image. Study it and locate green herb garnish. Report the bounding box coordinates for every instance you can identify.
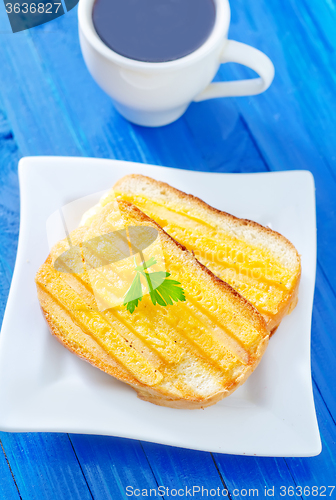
[123,258,185,313]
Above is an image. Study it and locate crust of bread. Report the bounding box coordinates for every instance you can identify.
[114,174,301,332]
[36,199,269,409]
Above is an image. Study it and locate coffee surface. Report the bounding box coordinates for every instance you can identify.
[92,0,216,63]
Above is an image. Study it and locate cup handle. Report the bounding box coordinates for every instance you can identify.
[194,40,275,101]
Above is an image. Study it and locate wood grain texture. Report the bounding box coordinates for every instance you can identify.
[0,0,335,497]
[0,433,94,500]
[0,438,21,500]
[141,442,228,492]
[69,435,160,500]
[311,266,336,423]
[0,98,20,328]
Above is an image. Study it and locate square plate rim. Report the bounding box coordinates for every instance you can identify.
[0,156,320,457]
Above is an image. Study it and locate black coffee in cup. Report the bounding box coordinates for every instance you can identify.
[92,0,216,63]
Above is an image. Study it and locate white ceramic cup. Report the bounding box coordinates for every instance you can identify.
[78,0,275,127]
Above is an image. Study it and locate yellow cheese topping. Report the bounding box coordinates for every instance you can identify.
[116,194,294,317]
[36,264,163,386]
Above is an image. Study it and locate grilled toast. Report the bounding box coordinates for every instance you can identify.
[113,175,301,334]
[36,199,269,409]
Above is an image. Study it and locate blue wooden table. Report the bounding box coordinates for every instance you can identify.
[0,0,336,498]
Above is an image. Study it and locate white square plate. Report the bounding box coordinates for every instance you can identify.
[0,157,321,456]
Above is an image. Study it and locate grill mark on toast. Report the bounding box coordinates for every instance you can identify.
[70,266,246,381]
[113,174,300,259]
[118,196,292,302]
[164,256,265,351]
[183,300,250,365]
[118,201,268,335]
[107,309,183,364]
[60,267,184,365]
[37,284,139,383]
[36,264,163,387]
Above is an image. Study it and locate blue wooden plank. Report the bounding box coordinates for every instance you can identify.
[0,439,21,500]
[213,455,296,500]
[69,435,159,500]
[285,381,336,491]
[0,433,93,500]
[0,100,20,327]
[0,32,82,156]
[162,100,268,173]
[300,0,336,62]
[311,266,336,418]
[140,442,230,497]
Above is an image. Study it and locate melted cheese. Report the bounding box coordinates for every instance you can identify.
[117,194,293,318]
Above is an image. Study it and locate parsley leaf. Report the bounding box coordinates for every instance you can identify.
[144,271,169,289]
[149,275,186,307]
[123,264,185,313]
[123,272,143,314]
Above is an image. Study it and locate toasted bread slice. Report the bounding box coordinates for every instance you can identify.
[36,199,269,409]
[113,175,301,333]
